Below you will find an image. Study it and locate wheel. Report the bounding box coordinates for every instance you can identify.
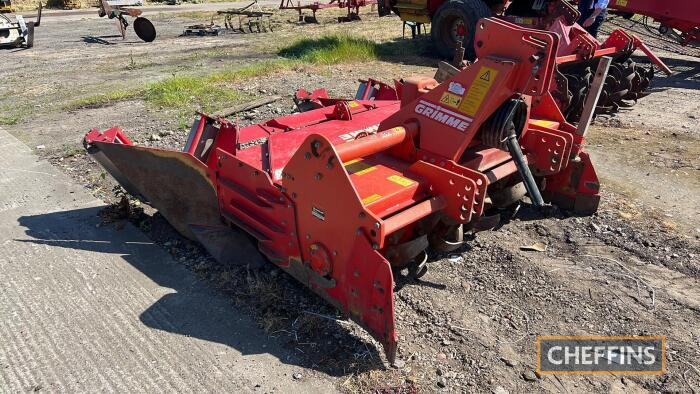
[428,224,464,253]
[430,0,491,60]
[23,23,34,48]
[134,17,156,42]
[377,0,391,16]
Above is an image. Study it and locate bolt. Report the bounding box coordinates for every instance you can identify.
[333,251,338,256]
[372,243,379,250]
[374,222,380,228]
[358,212,366,219]
[304,152,311,160]
[315,172,323,180]
[305,234,311,240]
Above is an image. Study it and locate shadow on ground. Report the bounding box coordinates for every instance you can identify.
[633,54,700,91]
[17,206,384,377]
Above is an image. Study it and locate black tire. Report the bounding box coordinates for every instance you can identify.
[377,0,390,16]
[24,23,34,48]
[430,0,491,60]
[134,17,156,43]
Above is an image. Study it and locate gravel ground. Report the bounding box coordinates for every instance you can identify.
[2,7,699,393]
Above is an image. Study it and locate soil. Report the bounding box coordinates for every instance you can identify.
[2,5,699,393]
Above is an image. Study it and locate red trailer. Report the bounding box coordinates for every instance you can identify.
[608,0,700,46]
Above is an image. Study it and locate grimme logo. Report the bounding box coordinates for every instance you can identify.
[537,336,665,374]
[414,100,472,131]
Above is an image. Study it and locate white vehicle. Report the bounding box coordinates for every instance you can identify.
[0,3,40,49]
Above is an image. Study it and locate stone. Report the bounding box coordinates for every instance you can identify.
[522,370,539,382]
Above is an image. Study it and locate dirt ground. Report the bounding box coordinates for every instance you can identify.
[2,5,699,393]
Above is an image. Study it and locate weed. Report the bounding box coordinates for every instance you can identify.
[63,89,142,110]
[278,35,379,65]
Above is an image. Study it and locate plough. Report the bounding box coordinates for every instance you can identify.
[85,19,604,362]
[98,0,156,42]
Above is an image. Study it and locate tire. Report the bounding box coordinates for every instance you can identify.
[430,0,491,60]
[134,17,156,43]
[377,0,390,16]
[24,23,34,48]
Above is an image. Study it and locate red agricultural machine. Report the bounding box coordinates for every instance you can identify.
[280,0,377,23]
[85,18,607,362]
[383,0,670,122]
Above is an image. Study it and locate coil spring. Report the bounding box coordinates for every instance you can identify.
[480,99,528,151]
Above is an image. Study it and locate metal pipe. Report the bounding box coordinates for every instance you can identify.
[336,122,418,162]
[505,135,545,207]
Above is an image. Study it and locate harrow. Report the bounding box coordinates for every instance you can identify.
[85,18,606,362]
[500,1,672,123]
[386,0,671,123]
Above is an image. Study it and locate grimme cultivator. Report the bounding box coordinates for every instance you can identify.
[85,19,604,362]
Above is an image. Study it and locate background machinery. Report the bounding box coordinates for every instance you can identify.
[608,0,700,46]
[98,0,156,42]
[382,0,671,123]
[0,1,40,48]
[84,19,607,362]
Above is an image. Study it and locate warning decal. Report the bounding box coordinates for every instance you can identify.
[458,66,499,117]
[362,194,382,205]
[345,159,377,176]
[387,175,414,187]
[439,92,462,109]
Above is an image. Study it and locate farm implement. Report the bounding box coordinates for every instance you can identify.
[84,18,604,362]
[384,0,671,122]
[279,0,377,23]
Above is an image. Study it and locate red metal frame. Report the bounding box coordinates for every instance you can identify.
[84,18,601,363]
[279,0,377,22]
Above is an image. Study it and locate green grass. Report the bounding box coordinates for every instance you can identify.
[0,114,21,125]
[210,59,293,82]
[61,34,380,119]
[64,89,142,110]
[278,35,379,65]
[144,75,246,113]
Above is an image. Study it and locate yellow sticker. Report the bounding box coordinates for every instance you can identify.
[616,0,628,6]
[387,175,414,187]
[439,92,463,108]
[531,119,558,128]
[362,194,382,205]
[348,100,360,108]
[459,66,499,117]
[345,160,377,176]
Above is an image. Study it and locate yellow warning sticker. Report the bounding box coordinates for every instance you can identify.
[616,0,628,6]
[439,92,463,109]
[387,175,414,187]
[531,119,558,128]
[458,66,499,117]
[348,100,360,108]
[345,160,377,176]
[362,194,382,205]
